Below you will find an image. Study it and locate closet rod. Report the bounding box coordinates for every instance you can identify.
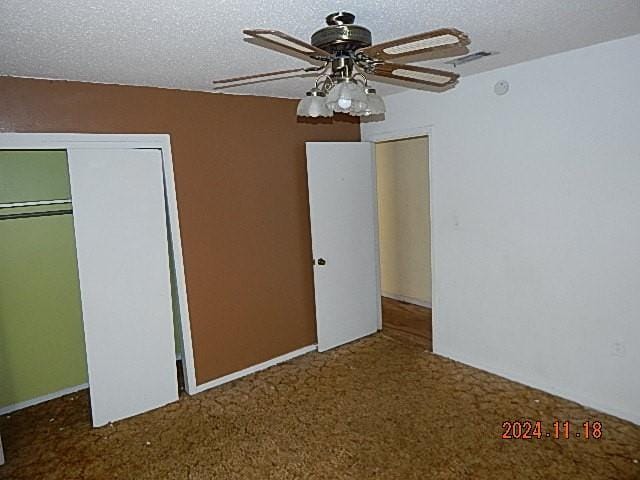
[0,209,73,221]
[0,199,72,209]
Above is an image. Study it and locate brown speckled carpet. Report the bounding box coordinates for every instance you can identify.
[1,334,639,479]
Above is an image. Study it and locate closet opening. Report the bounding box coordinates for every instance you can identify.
[0,147,187,425]
[0,149,89,417]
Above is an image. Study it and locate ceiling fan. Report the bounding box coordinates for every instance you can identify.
[212,12,470,118]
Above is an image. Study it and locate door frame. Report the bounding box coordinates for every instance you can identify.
[361,126,435,335]
[0,133,197,395]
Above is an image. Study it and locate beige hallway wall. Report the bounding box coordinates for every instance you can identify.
[376,136,431,305]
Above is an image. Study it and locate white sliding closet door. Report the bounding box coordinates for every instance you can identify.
[67,148,178,427]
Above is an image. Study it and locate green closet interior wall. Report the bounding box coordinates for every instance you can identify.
[0,150,87,408]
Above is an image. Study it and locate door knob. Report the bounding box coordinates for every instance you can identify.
[317,258,326,266]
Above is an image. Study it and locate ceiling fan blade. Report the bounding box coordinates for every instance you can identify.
[243,29,330,59]
[212,67,310,85]
[360,28,470,61]
[372,62,459,88]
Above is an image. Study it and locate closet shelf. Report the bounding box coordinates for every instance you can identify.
[0,198,71,209]
[0,209,73,221]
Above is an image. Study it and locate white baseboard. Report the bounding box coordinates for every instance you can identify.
[194,344,317,394]
[382,292,432,309]
[0,383,89,416]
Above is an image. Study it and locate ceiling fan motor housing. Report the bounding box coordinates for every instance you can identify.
[311,12,372,53]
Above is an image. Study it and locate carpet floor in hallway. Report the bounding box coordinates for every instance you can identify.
[1,334,639,479]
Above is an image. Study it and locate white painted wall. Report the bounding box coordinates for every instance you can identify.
[362,34,640,424]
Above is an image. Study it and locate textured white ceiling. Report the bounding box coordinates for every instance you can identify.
[1,0,639,98]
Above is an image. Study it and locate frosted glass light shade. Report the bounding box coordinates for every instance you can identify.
[360,87,386,116]
[325,81,368,115]
[296,90,332,118]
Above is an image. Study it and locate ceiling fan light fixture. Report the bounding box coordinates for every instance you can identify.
[360,87,386,116]
[325,81,368,115]
[297,88,333,118]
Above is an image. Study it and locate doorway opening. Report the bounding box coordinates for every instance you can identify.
[375,135,432,350]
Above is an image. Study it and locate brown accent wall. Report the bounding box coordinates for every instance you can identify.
[0,76,360,384]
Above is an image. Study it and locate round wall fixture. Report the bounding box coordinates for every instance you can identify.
[494,80,509,96]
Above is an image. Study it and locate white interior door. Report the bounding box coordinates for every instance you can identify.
[306,142,380,352]
[67,148,178,427]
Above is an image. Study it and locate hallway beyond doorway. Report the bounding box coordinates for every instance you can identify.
[381,297,432,350]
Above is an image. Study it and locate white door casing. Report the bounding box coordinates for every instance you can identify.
[306,142,381,352]
[67,148,179,427]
